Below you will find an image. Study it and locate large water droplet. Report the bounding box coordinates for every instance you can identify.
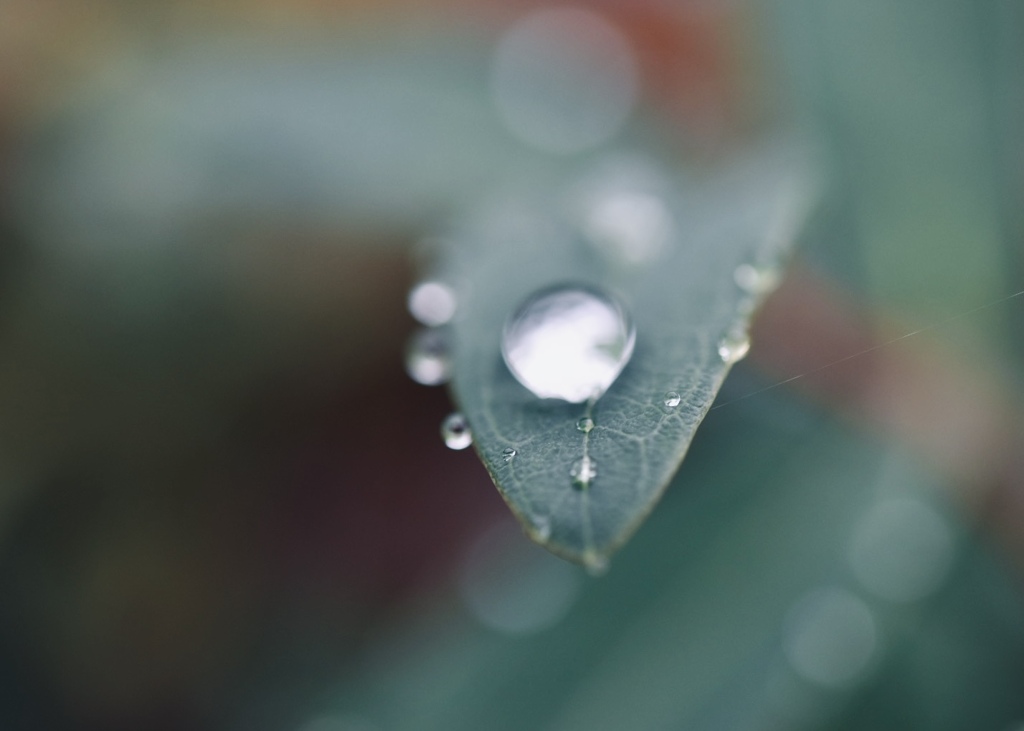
[718,329,751,364]
[576,417,594,433]
[502,284,635,403]
[441,413,473,450]
[663,391,681,409]
[570,456,597,488]
[405,328,451,386]
[408,281,457,327]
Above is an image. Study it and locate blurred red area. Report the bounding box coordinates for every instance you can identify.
[753,266,1024,573]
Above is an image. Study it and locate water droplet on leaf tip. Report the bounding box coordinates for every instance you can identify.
[718,330,751,364]
[408,281,457,327]
[405,328,451,386]
[502,284,636,403]
[583,552,609,576]
[570,456,597,488]
[576,417,594,433]
[502,447,517,462]
[442,412,473,450]
[664,391,681,408]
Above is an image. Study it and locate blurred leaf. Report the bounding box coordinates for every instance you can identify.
[317,397,1024,731]
[439,138,820,566]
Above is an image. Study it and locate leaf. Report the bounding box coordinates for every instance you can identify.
[437,138,821,568]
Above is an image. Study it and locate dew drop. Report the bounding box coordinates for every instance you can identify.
[718,329,751,364]
[663,391,681,409]
[576,417,594,433]
[502,284,636,403]
[502,447,518,463]
[733,262,781,296]
[408,281,457,327]
[570,456,597,488]
[404,328,451,386]
[583,551,609,577]
[441,412,473,450]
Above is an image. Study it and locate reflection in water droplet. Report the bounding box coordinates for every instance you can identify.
[408,281,457,326]
[783,587,877,688]
[848,497,953,603]
[583,551,609,577]
[502,284,635,403]
[460,520,582,634]
[664,391,681,409]
[404,328,451,386]
[733,262,781,295]
[570,456,597,488]
[583,191,673,266]
[576,417,594,433]
[718,329,751,364]
[491,7,637,154]
[441,413,473,450]
[502,447,518,463]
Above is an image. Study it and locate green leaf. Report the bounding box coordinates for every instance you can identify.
[438,139,820,568]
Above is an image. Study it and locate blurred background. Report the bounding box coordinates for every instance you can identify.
[1,0,1023,729]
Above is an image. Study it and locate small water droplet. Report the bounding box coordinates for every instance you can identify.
[502,447,518,463]
[442,413,473,450]
[570,456,597,488]
[408,281,457,327]
[405,328,451,386]
[663,391,681,409]
[583,552,609,576]
[502,284,636,403]
[733,262,781,296]
[576,417,594,433]
[718,330,751,364]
